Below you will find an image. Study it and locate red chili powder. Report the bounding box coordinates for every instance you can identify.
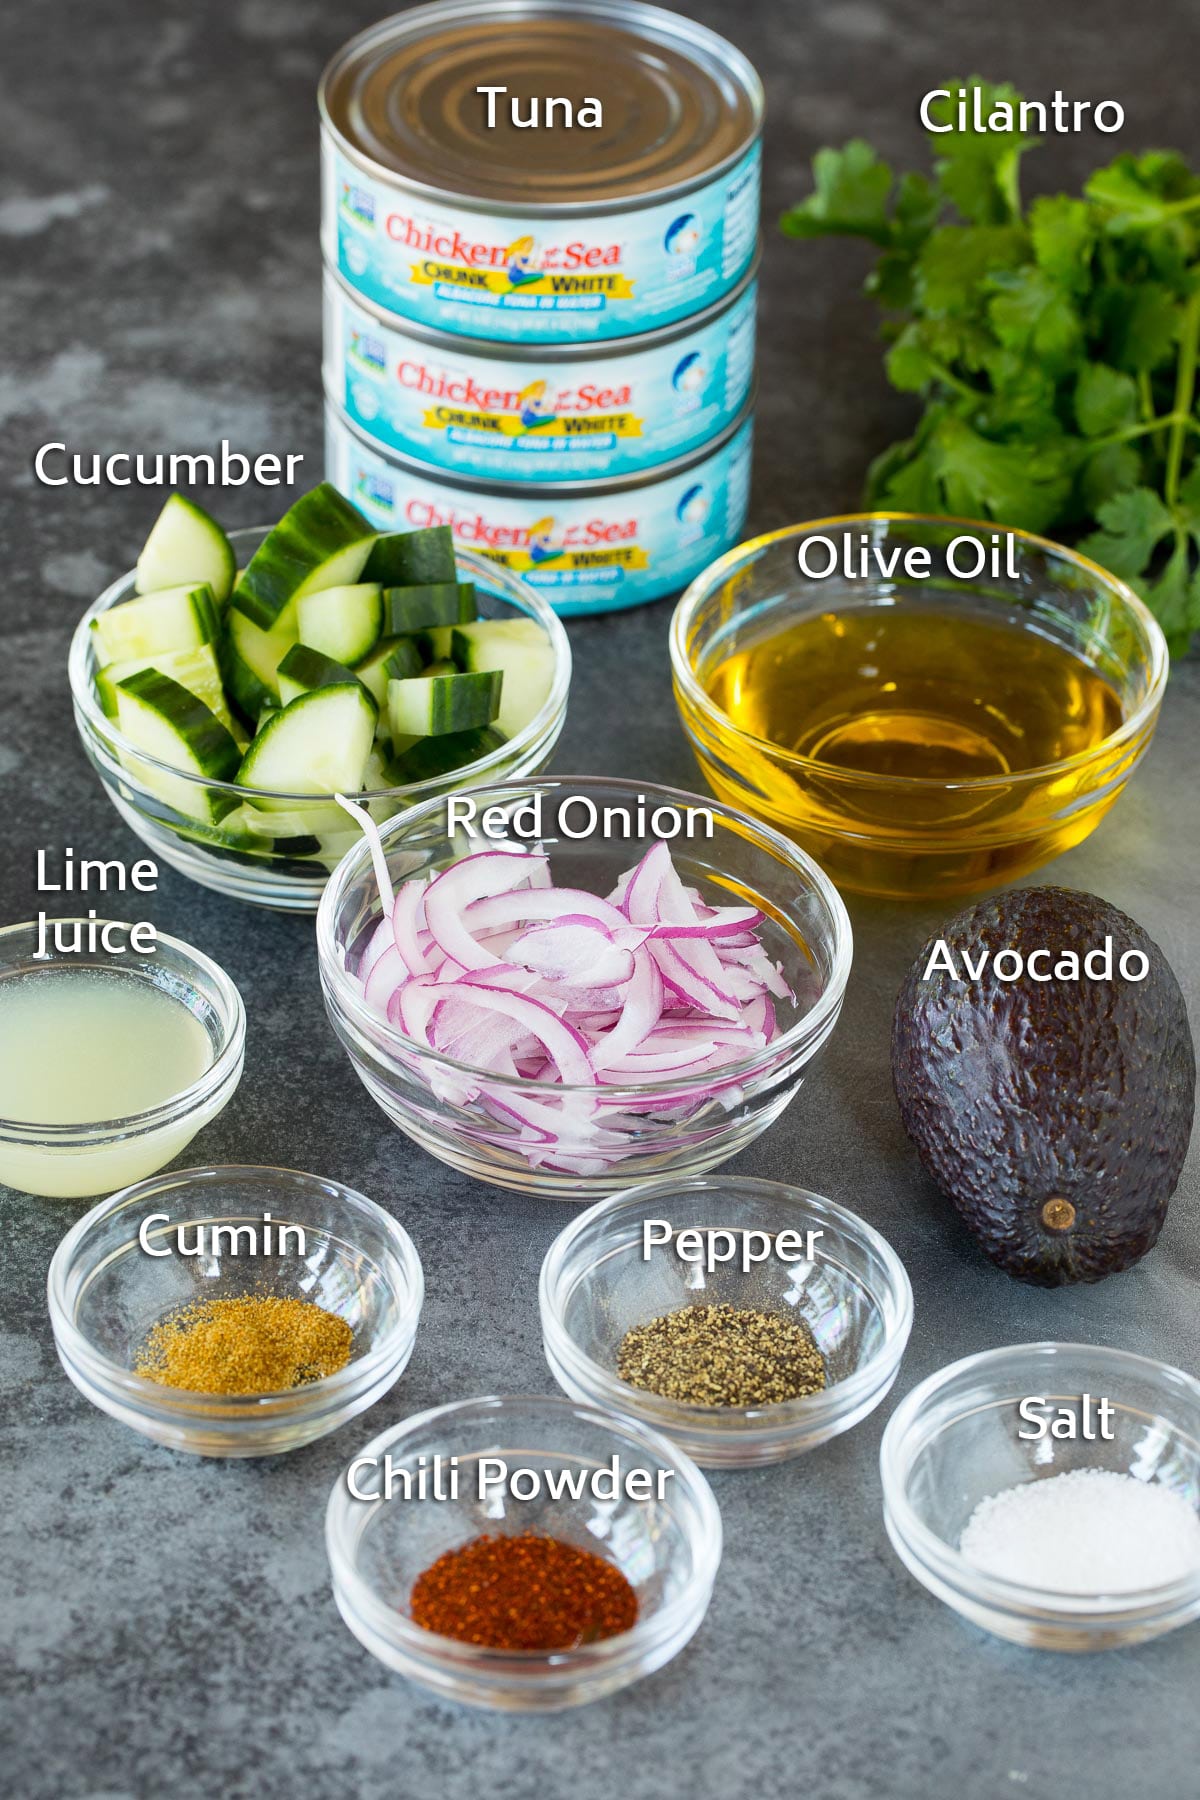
[409,1531,639,1651]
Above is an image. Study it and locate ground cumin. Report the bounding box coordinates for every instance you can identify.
[135,1294,353,1394]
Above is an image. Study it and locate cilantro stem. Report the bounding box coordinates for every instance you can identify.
[1094,411,1200,448]
[926,358,986,402]
[1165,288,1200,507]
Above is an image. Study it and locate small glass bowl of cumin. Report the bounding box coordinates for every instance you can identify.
[47,1164,424,1457]
[540,1175,913,1467]
[325,1394,722,1711]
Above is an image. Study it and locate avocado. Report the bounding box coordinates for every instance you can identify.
[891,886,1195,1285]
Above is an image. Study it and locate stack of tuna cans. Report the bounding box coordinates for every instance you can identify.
[319,0,762,616]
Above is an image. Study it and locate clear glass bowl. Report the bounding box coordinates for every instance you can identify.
[317,776,852,1199]
[540,1175,913,1466]
[671,515,1168,899]
[880,1342,1200,1651]
[0,920,244,1198]
[47,1164,424,1457]
[325,1393,722,1710]
[69,533,571,912]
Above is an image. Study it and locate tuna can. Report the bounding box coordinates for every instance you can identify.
[319,0,763,344]
[323,258,757,485]
[325,395,754,616]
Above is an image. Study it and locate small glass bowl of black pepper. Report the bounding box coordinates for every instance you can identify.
[539,1175,914,1467]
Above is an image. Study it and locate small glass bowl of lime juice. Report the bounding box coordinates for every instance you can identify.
[0,920,244,1197]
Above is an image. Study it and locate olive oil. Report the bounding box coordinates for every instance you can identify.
[709,602,1123,782]
[695,597,1130,898]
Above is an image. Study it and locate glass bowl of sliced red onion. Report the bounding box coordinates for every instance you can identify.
[316,778,853,1197]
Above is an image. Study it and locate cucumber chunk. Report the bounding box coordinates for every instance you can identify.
[115,668,241,822]
[387,669,501,740]
[231,483,376,630]
[277,643,374,710]
[450,618,556,737]
[96,644,235,733]
[384,582,477,635]
[296,582,383,665]
[221,604,297,719]
[413,625,455,662]
[383,640,424,681]
[92,583,218,663]
[235,683,375,802]
[386,726,506,785]
[135,493,236,605]
[362,524,456,587]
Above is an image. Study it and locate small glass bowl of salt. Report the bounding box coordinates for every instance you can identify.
[880,1341,1200,1651]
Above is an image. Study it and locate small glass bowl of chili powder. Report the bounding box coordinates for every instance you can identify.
[325,1393,722,1710]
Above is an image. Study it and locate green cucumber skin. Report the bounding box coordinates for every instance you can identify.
[276,644,377,716]
[362,524,456,587]
[387,668,501,739]
[235,682,376,800]
[386,726,506,785]
[382,640,424,681]
[384,583,477,635]
[231,483,376,630]
[116,667,241,781]
[450,618,555,737]
[221,604,297,721]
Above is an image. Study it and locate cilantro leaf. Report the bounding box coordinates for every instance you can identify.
[780,142,894,244]
[929,416,1073,532]
[987,267,1083,370]
[1029,195,1095,290]
[914,225,1025,315]
[926,80,1035,225]
[1078,441,1142,513]
[1078,487,1175,578]
[1074,363,1139,436]
[1139,537,1200,652]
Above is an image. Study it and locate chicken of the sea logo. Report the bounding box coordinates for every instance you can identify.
[664,212,701,267]
[503,234,544,287]
[526,516,564,564]
[675,482,710,544]
[515,380,557,430]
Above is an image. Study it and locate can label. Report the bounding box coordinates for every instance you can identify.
[326,276,756,484]
[323,137,760,344]
[326,409,753,616]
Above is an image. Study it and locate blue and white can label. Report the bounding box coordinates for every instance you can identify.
[325,270,756,485]
[322,136,761,346]
[326,403,754,617]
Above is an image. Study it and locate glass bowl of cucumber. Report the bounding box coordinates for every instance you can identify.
[69,487,572,912]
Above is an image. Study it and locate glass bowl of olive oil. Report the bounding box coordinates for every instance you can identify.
[670,515,1168,898]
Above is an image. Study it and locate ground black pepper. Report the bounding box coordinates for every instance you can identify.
[616,1302,827,1407]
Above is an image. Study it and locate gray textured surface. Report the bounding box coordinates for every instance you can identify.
[2,1,1199,1795]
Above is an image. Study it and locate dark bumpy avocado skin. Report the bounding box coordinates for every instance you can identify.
[892,887,1196,1286]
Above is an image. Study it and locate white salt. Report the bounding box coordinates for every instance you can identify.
[959,1468,1200,1595]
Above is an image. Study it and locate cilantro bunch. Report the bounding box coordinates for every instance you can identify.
[782,81,1200,652]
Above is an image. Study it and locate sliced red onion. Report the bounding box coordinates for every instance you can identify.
[507,918,636,988]
[423,851,550,969]
[339,832,797,1170]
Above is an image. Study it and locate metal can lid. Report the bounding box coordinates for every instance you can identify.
[320,0,763,213]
